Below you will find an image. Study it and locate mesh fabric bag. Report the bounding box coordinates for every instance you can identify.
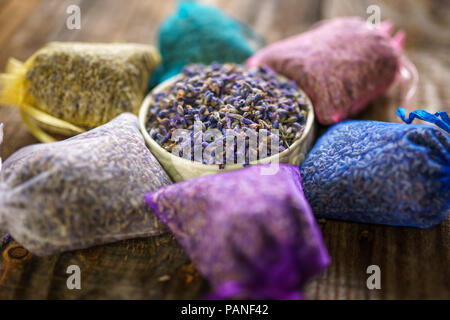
[149,1,262,87]
[247,17,406,125]
[0,113,172,256]
[0,42,160,142]
[145,164,330,299]
[300,112,450,228]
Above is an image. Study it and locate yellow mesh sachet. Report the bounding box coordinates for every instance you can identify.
[0,42,160,142]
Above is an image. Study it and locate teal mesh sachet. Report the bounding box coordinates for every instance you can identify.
[149,1,263,88]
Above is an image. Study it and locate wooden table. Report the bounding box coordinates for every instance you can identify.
[0,0,448,299]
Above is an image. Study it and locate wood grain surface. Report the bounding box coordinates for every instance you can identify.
[0,0,448,300]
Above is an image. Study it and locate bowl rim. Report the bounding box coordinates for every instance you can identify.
[139,73,315,170]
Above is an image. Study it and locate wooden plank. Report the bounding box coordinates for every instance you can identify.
[0,0,449,300]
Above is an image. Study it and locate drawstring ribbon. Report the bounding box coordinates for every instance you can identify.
[397,108,450,134]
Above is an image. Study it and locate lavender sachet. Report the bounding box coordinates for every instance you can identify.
[0,113,172,256]
[246,17,404,125]
[300,113,450,228]
[145,164,330,300]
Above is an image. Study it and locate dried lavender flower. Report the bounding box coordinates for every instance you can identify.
[300,120,450,228]
[145,165,330,299]
[146,63,309,165]
[0,113,172,256]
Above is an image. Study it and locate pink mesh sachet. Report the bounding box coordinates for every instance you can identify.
[247,17,405,125]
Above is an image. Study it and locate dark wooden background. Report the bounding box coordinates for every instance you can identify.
[0,0,448,299]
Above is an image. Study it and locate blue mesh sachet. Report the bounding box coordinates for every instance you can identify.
[149,1,263,88]
[300,113,450,228]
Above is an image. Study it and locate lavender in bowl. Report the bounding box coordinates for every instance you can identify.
[140,63,315,181]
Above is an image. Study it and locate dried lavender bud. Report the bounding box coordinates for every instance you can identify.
[300,120,450,228]
[247,17,403,125]
[146,63,309,165]
[145,165,330,299]
[1,233,11,250]
[0,113,172,256]
[1,42,160,130]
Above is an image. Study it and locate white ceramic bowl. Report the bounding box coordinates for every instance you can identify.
[139,75,316,182]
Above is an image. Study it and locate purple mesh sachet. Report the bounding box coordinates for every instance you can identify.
[145,164,330,300]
